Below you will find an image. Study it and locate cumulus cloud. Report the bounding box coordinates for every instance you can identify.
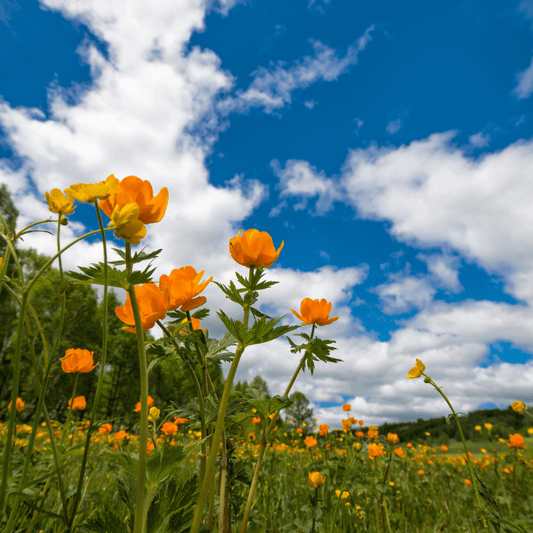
[419,252,462,292]
[223,26,374,114]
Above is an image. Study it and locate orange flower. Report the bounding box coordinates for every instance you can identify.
[45,189,76,215]
[394,447,404,458]
[307,471,325,488]
[304,436,318,448]
[229,229,284,268]
[161,421,178,435]
[356,431,364,438]
[296,427,303,434]
[114,430,128,441]
[147,440,156,455]
[252,417,261,424]
[507,433,526,450]
[248,432,255,441]
[61,349,97,373]
[159,266,212,312]
[174,417,189,425]
[98,423,113,435]
[418,470,425,476]
[367,443,385,460]
[68,396,87,410]
[367,426,379,439]
[64,175,118,203]
[99,175,168,225]
[342,418,352,427]
[291,298,339,327]
[387,433,400,445]
[7,397,25,412]
[115,283,169,333]
[512,401,526,414]
[134,396,154,413]
[441,444,448,452]
[342,404,351,412]
[464,479,472,486]
[319,423,330,436]
[178,317,203,334]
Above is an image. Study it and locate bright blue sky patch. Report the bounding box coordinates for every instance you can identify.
[1,0,532,425]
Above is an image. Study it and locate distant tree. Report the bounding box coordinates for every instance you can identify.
[285,391,314,430]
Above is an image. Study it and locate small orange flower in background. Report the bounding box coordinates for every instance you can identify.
[407,358,425,379]
[394,447,404,458]
[114,430,128,441]
[159,266,212,312]
[386,433,400,445]
[304,436,318,448]
[367,426,379,439]
[464,479,472,486]
[161,421,178,435]
[45,189,76,215]
[99,175,169,225]
[178,317,203,334]
[342,404,351,412]
[368,443,385,460]
[407,442,413,449]
[319,423,330,436]
[147,440,155,455]
[507,433,526,450]
[98,423,113,435]
[290,298,339,327]
[229,229,284,268]
[61,349,97,373]
[252,417,261,424]
[512,401,526,414]
[418,470,425,476]
[7,397,25,412]
[296,427,303,434]
[441,444,448,452]
[116,283,169,333]
[134,396,155,413]
[307,471,325,488]
[64,175,118,203]
[68,396,87,410]
[174,417,189,425]
[356,431,364,438]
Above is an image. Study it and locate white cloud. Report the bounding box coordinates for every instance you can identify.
[513,54,533,100]
[373,274,436,314]
[469,131,490,148]
[353,117,364,134]
[419,252,462,292]
[272,159,341,215]
[223,26,374,114]
[386,119,401,134]
[304,100,316,109]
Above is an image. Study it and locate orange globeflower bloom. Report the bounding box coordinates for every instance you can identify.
[64,175,118,203]
[507,433,526,449]
[464,479,472,486]
[61,349,97,373]
[45,189,76,215]
[367,443,385,460]
[174,417,189,425]
[114,430,128,441]
[356,431,364,438]
[116,283,169,333]
[512,401,526,414]
[68,396,87,410]
[159,266,212,312]
[161,421,178,435]
[98,423,113,435]
[387,433,400,445]
[394,447,405,458]
[291,298,339,327]
[342,404,351,412]
[441,444,448,452]
[252,417,261,424]
[7,397,25,412]
[99,175,169,225]
[304,436,318,448]
[296,427,303,434]
[134,396,155,413]
[229,229,284,268]
[319,423,330,436]
[307,471,325,488]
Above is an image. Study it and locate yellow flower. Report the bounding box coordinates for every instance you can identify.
[61,349,97,373]
[45,189,76,215]
[229,229,284,268]
[290,298,339,327]
[335,490,350,499]
[307,471,325,488]
[407,358,425,379]
[527,427,533,435]
[64,175,118,203]
[148,407,160,421]
[512,401,526,414]
[109,203,146,245]
[484,423,493,431]
[475,425,482,431]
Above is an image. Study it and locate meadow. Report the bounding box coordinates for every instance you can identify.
[0,177,532,533]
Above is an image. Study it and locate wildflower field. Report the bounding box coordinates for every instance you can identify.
[1,176,532,533]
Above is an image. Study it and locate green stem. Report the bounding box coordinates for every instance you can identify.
[67,201,111,531]
[190,267,255,533]
[62,372,80,443]
[127,243,149,533]
[329,452,356,533]
[425,375,487,528]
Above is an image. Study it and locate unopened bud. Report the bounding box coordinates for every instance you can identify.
[423,376,432,384]
[60,216,68,226]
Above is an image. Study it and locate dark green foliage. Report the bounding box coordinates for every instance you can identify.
[284,391,314,430]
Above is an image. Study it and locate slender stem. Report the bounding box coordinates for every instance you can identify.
[62,373,80,443]
[127,242,150,533]
[190,267,255,533]
[329,451,356,533]
[67,201,111,531]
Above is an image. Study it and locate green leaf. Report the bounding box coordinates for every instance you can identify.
[204,332,237,362]
[245,315,299,346]
[146,443,200,487]
[64,261,155,288]
[237,388,293,419]
[214,280,245,306]
[80,510,130,533]
[109,247,162,266]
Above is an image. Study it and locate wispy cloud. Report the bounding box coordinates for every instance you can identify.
[513,55,533,100]
[386,119,401,134]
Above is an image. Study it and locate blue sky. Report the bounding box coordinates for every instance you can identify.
[1,0,533,427]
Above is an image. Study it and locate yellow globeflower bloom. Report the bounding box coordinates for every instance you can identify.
[109,203,146,245]
[64,174,118,203]
[307,471,325,488]
[484,423,493,431]
[407,358,425,379]
[335,490,350,499]
[148,407,160,421]
[512,401,526,414]
[45,189,76,215]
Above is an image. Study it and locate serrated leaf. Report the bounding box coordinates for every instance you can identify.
[109,247,162,266]
[146,443,200,487]
[64,264,129,288]
[214,280,245,306]
[80,510,130,533]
